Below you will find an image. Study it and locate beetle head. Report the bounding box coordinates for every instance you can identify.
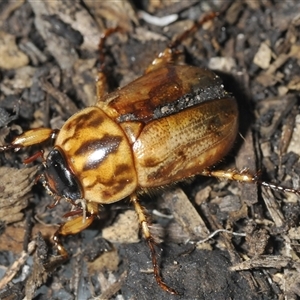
[43,148,82,201]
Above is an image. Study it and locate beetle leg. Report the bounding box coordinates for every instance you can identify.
[22,150,45,164]
[168,12,219,51]
[201,168,259,183]
[47,195,62,209]
[201,168,300,195]
[96,27,123,100]
[145,12,219,73]
[0,128,59,152]
[52,201,98,259]
[131,193,178,295]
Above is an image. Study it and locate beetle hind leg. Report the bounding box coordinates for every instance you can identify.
[96,27,124,100]
[201,168,300,195]
[131,193,179,295]
[145,11,219,73]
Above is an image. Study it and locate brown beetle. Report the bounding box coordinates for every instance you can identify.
[0,12,298,294]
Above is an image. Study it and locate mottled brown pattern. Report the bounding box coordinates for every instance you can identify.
[113,177,133,192]
[78,110,105,130]
[102,65,222,123]
[84,174,134,200]
[64,109,100,131]
[114,163,132,176]
[206,115,223,137]
[86,115,105,128]
[143,66,183,118]
[61,109,105,146]
[143,157,160,168]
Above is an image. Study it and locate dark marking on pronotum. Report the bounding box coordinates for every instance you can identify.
[114,163,132,176]
[63,110,105,146]
[101,177,134,198]
[84,174,134,195]
[74,134,122,171]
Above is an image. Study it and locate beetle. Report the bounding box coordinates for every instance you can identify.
[0,11,298,294]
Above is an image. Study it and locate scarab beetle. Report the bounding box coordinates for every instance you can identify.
[1,12,297,295]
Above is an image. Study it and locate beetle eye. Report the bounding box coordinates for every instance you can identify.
[44,148,81,200]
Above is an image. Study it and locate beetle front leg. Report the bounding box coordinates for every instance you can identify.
[131,193,178,295]
[0,128,59,152]
[52,201,98,259]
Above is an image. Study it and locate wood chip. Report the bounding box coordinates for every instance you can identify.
[162,188,210,239]
[253,41,272,69]
[0,31,29,69]
[102,210,139,243]
[0,166,38,224]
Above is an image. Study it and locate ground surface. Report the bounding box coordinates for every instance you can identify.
[1,1,300,299]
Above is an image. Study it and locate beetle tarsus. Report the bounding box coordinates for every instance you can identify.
[131,193,179,295]
[147,238,179,295]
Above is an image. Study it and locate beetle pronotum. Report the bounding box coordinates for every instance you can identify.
[0,11,299,295]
